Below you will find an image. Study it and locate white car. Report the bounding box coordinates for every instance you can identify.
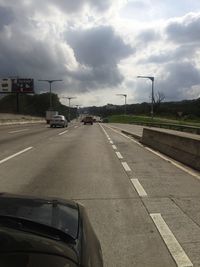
[50,115,68,128]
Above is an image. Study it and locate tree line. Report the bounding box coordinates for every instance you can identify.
[0,93,77,120]
[86,97,200,120]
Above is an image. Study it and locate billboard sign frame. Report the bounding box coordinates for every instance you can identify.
[11,78,34,93]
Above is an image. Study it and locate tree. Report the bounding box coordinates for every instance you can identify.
[153,91,165,113]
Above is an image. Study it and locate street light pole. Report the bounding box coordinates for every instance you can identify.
[38,79,62,110]
[137,76,155,119]
[75,105,80,121]
[62,96,76,122]
[116,94,127,115]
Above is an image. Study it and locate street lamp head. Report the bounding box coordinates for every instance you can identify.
[137,76,154,81]
[38,79,62,83]
[116,94,127,97]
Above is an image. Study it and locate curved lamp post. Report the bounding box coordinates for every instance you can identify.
[137,76,154,119]
[38,79,62,110]
[116,94,127,115]
[62,96,76,122]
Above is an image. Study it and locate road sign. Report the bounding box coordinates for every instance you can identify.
[0,79,12,93]
[12,78,34,93]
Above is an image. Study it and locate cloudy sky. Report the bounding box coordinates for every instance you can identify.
[0,0,200,106]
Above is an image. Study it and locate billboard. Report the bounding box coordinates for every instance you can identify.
[11,78,34,93]
[0,78,12,93]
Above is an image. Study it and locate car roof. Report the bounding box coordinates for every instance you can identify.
[52,115,65,118]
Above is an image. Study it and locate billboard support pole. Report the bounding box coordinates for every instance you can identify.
[16,92,19,113]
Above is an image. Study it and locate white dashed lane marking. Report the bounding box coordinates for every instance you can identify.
[8,129,28,134]
[112,145,117,150]
[58,130,68,136]
[109,140,113,144]
[121,162,131,172]
[150,213,193,267]
[0,147,33,164]
[116,152,123,159]
[131,179,147,197]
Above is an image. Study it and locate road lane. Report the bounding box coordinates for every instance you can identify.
[0,123,177,267]
[0,122,77,160]
[103,124,200,266]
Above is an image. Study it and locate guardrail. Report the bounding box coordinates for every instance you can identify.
[130,121,200,135]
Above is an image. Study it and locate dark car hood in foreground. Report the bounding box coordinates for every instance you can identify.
[0,193,79,239]
[0,193,103,267]
[0,193,79,264]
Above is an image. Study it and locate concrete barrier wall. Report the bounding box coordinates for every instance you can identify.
[141,128,200,171]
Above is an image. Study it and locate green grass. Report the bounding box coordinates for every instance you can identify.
[106,115,200,127]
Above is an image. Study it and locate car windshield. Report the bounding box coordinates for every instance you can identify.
[0,1,200,267]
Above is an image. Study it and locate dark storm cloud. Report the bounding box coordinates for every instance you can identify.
[0,5,15,30]
[134,61,200,102]
[0,21,69,94]
[0,0,112,13]
[157,61,200,100]
[65,26,134,90]
[67,65,123,91]
[166,13,200,44]
[51,0,112,13]
[0,1,134,94]
[136,29,160,44]
[66,26,134,67]
[139,44,198,64]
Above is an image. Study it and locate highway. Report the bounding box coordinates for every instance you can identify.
[0,122,200,266]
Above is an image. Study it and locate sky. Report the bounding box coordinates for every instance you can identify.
[0,0,200,107]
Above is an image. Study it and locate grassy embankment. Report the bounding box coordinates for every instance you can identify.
[106,115,200,127]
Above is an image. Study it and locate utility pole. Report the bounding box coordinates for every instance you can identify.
[38,79,62,110]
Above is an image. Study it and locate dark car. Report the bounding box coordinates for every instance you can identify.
[83,116,93,125]
[0,193,103,267]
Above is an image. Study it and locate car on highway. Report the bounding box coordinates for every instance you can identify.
[83,116,93,125]
[50,115,68,128]
[0,193,103,267]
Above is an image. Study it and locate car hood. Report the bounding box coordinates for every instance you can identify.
[0,193,79,239]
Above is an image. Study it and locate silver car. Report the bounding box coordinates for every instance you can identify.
[50,115,68,128]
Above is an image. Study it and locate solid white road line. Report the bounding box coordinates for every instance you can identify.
[58,130,68,136]
[131,179,147,197]
[145,147,200,180]
[109,140,114,144]
[112,145,117,150]
[150,213,193,267]
[0,147,33,164]
[116,152,123,159]
[8,129,28,134]
[121,162,131,172]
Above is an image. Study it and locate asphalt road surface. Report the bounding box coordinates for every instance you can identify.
[0,122,200,266]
